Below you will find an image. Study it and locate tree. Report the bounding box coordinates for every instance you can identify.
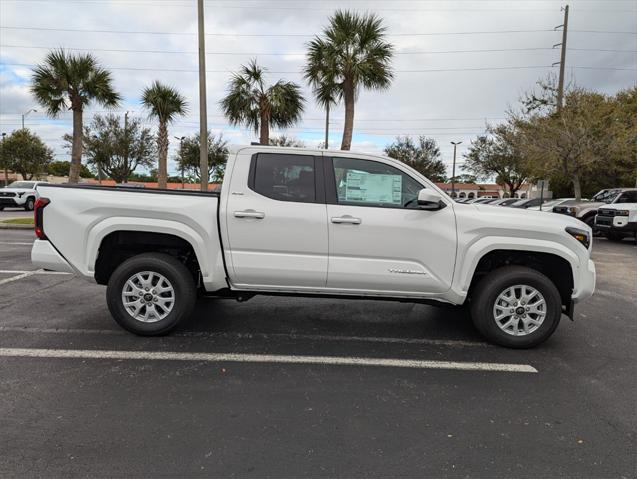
[141,81,188,189]
[31,49,121,183]
[384,136,447,181]
[0,129,53,180]
[221,60,305,145]
[516,88,617,200]
[305,10,394,150]
[463,124,533,198]
[47,160,93,178]
[176,132,228,183]
[269,135,306,148]
[64,114,156,184]
[449,173,477,184]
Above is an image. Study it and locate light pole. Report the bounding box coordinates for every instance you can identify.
[1,132,7,187]
[92,135,103,184]
[22,109,37,129]
[450,141,462,199]
[174,136,185,188]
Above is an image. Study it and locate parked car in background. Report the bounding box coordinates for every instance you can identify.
[595,203,637,242]
[510,198,548,209]
[527,198,575,212]
[31,145,596,348]
[553,188,637,229]
[0,180,49,211]
[491,198,520,207]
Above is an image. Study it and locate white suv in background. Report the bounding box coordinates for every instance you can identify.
[595,203,637,242]
[0,181,49,211]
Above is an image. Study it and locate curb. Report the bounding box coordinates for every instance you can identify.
[0,223,34,230]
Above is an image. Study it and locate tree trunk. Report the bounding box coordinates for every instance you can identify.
[157,121,168,189]
[259,109,269,145]
[572,173,582,201]
[341,80,355,151]
[68,107,83,184]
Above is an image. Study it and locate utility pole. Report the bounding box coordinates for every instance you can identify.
[450,141,462,199]
[197,0,209,192]
[324,103,329,149]
[553,4,569,113]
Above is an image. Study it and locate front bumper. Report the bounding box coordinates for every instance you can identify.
[0,198,20,207]
[31,239,74,273]
[572,258,596,303]
[595,216,637,234]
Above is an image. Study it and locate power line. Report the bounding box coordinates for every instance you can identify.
[3,44,636,56]
[4,63,635,74]
[0,25,562,36]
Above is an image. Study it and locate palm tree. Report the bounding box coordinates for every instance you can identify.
[31,49,121,183]
[221,60,305,145]
[141,81,188,189]
[304,10,394,150]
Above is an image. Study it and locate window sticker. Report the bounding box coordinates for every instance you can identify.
[344,171,402,205]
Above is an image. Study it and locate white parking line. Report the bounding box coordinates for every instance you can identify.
[0,326,487,347]
[0,242,34,246]
[0,348,538,373]
[0,270,71,286]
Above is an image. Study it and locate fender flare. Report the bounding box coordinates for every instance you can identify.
[86,217,210,279]
[455,236,579,294]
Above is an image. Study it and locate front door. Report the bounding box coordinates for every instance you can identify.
[225,151,328,289]
[325,154,457,295]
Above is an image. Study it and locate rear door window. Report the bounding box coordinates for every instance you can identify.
[250,153,317,203]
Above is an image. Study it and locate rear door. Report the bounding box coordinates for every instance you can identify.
[325,154,457,295]
[224,151,328,289]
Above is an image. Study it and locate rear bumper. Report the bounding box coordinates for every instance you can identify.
[31,239,74,273]
[572,259,596,303]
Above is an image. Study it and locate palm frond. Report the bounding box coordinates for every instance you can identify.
[141,80,188,123]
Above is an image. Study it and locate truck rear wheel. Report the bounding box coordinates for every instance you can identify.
[106,252,196,336]
[470,266,562,348]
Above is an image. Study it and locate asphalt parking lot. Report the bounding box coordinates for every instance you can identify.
[0,227,635,478]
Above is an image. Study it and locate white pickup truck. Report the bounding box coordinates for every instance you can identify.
[31,146,596,348]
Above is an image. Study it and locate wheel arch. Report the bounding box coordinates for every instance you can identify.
[94,230,202,286]
[466,249,574,311]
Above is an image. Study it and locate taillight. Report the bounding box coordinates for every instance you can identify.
[34,197,50,239]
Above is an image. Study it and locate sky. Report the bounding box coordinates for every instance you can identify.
[1,0,636,177]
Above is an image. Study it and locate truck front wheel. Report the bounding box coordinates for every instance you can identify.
[470,266,562,348]
[106,252,196,336]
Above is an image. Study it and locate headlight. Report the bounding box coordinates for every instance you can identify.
[615,210,629,216]
[566,207,577,214]
[566,226,590,249]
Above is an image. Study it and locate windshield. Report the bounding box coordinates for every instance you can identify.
[592,189,621,204]
[7,181,35,189]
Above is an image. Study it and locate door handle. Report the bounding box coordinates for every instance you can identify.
[331,215,361,225]
[234,210,265,219]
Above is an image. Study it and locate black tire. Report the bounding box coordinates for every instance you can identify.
[607,232,624,242]
[470,266,562,348]
[24,197,35,211]
[106,252,196,336]
[0,206,4,211]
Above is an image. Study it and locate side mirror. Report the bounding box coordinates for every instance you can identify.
[417,189,446,210]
